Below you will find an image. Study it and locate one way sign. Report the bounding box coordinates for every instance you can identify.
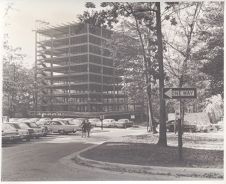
[163,88,197,99]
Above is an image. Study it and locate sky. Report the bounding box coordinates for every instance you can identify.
[0,0,222,69]
[1,0,93,68]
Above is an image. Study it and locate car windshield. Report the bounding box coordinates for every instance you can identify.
[76,118,86,121]
[104,119,113,122]
[3,124,16,130]
[26,122,38,128]
[43,121,51,125]
[18,123,29,129]
[10,123,21,129]
[60,120,70,125]
[70,120,82,125]
[89,119,99,122]
[118,119,128,122]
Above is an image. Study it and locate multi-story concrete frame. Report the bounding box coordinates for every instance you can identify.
[35,23,127,114]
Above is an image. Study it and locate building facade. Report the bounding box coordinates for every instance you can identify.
[34,23,128,116]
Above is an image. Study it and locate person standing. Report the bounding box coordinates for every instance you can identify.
[86,119,92,137]
[81,120,87,138]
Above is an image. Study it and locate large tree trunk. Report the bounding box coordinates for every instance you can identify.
[156,2,167,146]
[147,83,156,132]
[134,16,154,133]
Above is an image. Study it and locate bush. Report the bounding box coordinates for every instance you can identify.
[204,95,223,123]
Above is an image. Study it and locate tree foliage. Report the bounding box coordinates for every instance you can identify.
[204,95,224,123]
[78,2,171,145]
[3,35,35,117]
[77,1,223,145]
[195,2,224,98]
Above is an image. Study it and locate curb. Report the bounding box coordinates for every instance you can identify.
[70,143,224,179]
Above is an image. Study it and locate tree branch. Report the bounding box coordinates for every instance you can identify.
[163,40,186,57]
[161,3,195,22]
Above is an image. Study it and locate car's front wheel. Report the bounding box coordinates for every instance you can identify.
[26,137,30,141]
[59,130,65,135]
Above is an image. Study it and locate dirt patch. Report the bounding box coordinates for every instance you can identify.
[80,142,223,168]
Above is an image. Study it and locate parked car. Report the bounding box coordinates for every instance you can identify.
[16,122,42,138]
[24,122,46,137]
[36,118,51,124]
[74,118,86,122]
[88,118,102,127]
[102,119,116,128]
[13,122,36,139]
[166,120,197,133]
[52,118,74,126]
[166,120,175,132]
[2,123,20,143]
[6,123,31,141]
[57,119,71,125]
[69,118,83,126]
[115,119,133,128]
[9,118,20,122]
[9,118,24,122]
[63,118,74,122]
[36,120,48,126]
[183,121,197,132]
[15,118,30,122]
[25,118,40,122]
[35,121,50,136]
[45,121,78,134]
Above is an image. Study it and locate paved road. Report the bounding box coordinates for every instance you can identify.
[2,133,201,181]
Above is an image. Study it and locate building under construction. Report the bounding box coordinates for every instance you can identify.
[33,23,131,118]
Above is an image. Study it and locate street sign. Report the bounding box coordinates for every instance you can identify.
[163,88,197,99]
[131,115,135,119]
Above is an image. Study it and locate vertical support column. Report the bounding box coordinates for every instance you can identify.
[100,27,104,112]
[126,95,129,111]
[113,58,116,112]
[124,92,127,111]
[125,82,128,111]
[34,31,38,115]
[87,24,91,112]
[68,25,71,111]
[107,91,109,112]
[116,80,119,111]
[50,33,53,112]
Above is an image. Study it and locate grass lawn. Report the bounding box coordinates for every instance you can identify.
[81,142,223,168]
[81,131,224,168]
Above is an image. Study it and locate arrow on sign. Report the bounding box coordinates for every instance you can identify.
[163,88,197,99]
[164,89,172,98]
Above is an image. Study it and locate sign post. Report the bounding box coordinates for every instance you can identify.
[178,99,183,160]
[131,114,135,127]
[163,87,197,160]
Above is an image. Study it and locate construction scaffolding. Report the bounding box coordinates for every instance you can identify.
[35,23,128,115]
